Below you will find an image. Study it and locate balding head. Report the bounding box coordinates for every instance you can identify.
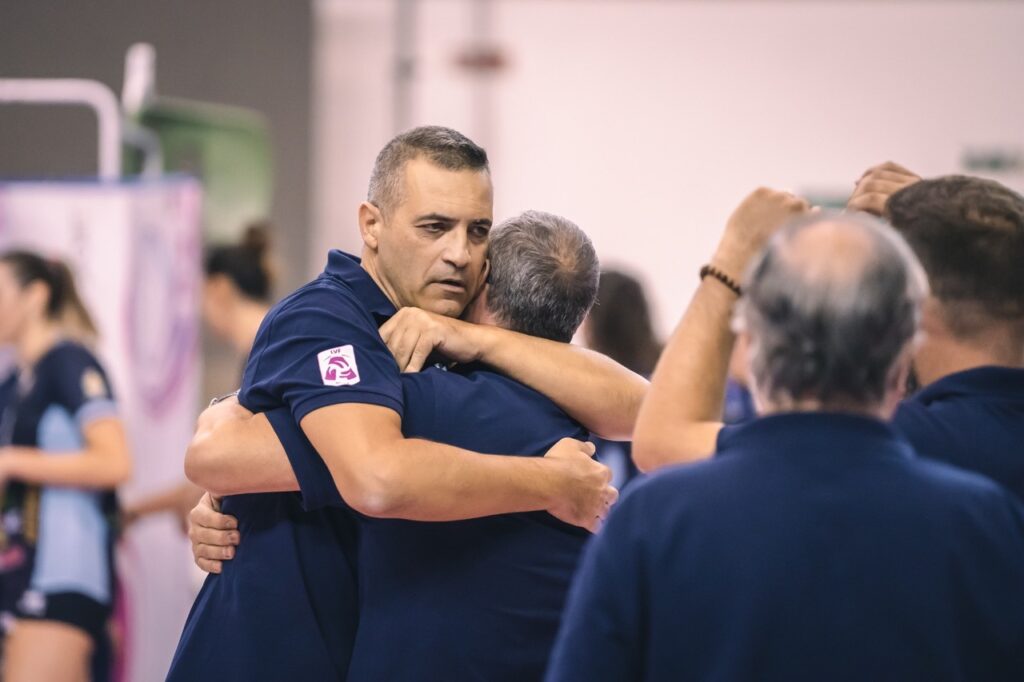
[736,212,929,413]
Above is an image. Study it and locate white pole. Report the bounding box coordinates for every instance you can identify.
[0,79,123,180]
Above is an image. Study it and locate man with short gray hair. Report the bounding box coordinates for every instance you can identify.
[476,209,600,342]
[549,197,1024,681]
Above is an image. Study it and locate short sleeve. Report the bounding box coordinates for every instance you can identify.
[264,407,345,511]
[396,371,440,439]
[47,345,117,428]
[240,282,404,423]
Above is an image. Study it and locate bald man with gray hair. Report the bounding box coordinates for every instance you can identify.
[549,196,1024,681]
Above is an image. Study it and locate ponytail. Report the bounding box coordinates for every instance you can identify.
[205,221,275,302]
[0,250,98,340]
[46,259,98,339]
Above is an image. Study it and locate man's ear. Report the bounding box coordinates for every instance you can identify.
[463,282,496,326]
[359,202,384,251]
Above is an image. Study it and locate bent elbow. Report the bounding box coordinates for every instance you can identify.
[631,435,660,474]
[183,434,225,494]
[631,429,683,473]
[338,463,406,518]
[632,428,716,474]
[346,488,398,518]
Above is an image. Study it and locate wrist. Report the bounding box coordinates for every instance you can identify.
[468,322,501,364]
[535,456,568,509]
[700,264,742,297]
[708,249,749,281]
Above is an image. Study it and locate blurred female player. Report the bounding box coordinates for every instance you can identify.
[0,251,131,681]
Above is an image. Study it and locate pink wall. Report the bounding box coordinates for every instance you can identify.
[314,0,1024,336]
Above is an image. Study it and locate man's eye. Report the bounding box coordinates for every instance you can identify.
[421,224,445,233]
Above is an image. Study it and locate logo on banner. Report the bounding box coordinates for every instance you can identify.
[318,345,360,386]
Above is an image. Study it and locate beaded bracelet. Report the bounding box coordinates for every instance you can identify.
[699,264,742,297]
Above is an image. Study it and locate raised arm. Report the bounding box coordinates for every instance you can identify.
[380,312,648,441]
[632,188,810,471]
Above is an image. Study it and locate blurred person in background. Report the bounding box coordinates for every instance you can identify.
[0,251,131,682]
[123,224,275,531]
[552,199,1024,680]
[849,166,1024,500]
[200,222,276,368]
[582,270,661,490]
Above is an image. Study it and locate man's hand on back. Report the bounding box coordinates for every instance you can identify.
[847,161,921,217]
[188,492,239,574]
[543,439,618,533]
[380,307,485,372]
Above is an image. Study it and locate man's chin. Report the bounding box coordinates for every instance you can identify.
[419,297,467,319]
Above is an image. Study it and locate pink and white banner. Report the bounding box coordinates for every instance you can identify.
[0,177,203,682]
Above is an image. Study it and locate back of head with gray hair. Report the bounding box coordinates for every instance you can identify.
[736,212,929,408]
[487,210,599,342]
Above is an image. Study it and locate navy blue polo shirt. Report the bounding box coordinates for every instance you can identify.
[167,251,400,681]
[893,366,1024,500]
[547,413,1024,681]
[280,362,590,682]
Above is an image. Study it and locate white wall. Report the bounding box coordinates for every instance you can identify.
[315,0,1024,336]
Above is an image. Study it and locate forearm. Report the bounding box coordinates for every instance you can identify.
[184,416,299,496]
[3,447,130,489]
[473,325,648,440]
[632,279,733,471]
[331,438,561,521]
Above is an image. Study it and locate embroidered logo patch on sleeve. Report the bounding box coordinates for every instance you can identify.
[318,345,361,386]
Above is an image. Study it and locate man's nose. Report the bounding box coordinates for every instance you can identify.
[441,228,472,268]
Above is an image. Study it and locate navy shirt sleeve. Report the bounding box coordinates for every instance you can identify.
[545,487,646,681]
[47,344,117,427]
[264,406,344,511]
[240,282,404,422]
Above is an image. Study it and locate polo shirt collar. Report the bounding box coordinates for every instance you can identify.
[719,411,913,462]
[911,365,1024,406]
[322,250,397,318]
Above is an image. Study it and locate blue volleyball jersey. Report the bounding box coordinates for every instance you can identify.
[0,341,119,620]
